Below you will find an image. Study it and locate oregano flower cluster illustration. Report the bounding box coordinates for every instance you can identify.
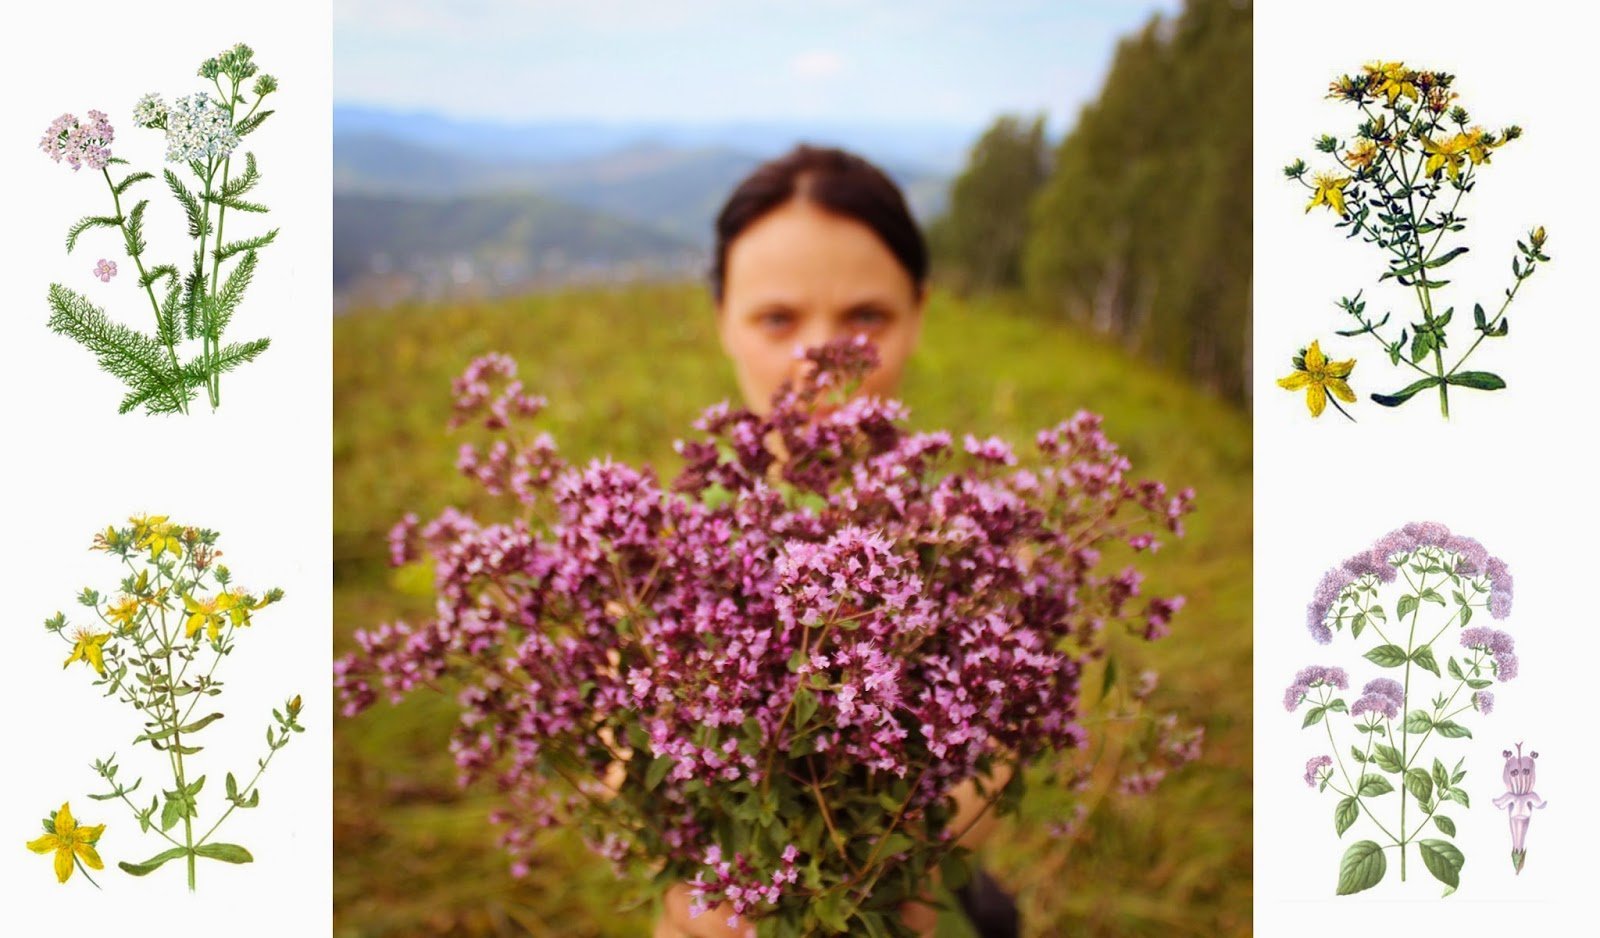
[1281,61,1549,419]
[1286,522,1516,897]
[39,42,280,415]
[33,516,303,890]
[336,338,1202,935]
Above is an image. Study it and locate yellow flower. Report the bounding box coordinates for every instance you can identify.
[1364,61,1418,105]
[1345,140,1378,170]
[64,628,111,677]
[1306,172,1351,215]
[105,596,140,632]
[1423,130,1503,180]
[131,514,182,561]
[1278,341,1357,418]
[26,803,104,884]
[183,594,229,642]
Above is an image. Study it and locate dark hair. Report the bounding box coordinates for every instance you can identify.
[710,144,928,303]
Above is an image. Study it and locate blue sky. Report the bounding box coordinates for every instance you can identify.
[335,0,1181,132]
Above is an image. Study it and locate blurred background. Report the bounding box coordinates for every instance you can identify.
[333,1,1253,934]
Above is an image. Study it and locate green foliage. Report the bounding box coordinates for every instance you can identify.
[46,284,194,415]
[1021,0,1252,402]
[333,283,1251,936]
[928,114,1050,293]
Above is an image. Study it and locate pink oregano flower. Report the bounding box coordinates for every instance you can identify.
[337,338,1200,930]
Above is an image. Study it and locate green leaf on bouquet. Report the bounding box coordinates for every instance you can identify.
[1337,840,1387,895]
[1434,815,1457,837]
[1410,645,1441,677]
[1302,706,1327,728]
[1334,797,1359,837]
[1357,774,1394,797]
[1364,644,1409,668]
[1371,377,1441,407]
[644,754,674,791]
[118,846,190,876]
[194,843,254,864]
[1445,371,1506,391]
[1418,839,1464,890]
[793,687,818,730]
[1433,720,1472,739]
[1373,744,1404,774]
[1405,768,1434,804]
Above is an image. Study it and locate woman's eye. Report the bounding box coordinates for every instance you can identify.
[756,312,795,332]
[847,308,889,329]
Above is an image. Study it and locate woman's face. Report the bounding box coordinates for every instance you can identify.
[718,197,924,414]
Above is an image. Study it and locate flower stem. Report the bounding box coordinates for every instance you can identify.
[101,167,187,413]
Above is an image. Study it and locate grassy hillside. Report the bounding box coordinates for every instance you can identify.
[333,283,1252,936]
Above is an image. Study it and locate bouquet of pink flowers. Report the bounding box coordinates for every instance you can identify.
[335,338,1200,935]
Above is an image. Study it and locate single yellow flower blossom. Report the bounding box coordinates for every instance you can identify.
[184,594,227,642]
[1461,126,1506,166]
[26,803,105,884]
[1423,130,1502,180]
[64,627,111,676]
[1278,341,1357,418]
[105,596,140,632]
[1345,139,1378,170]
[1306,171,1351,215]
[1364,61,1418,105]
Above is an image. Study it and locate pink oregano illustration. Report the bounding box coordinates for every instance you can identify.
[1288,522,1515,896]
[1493,743,1544,874]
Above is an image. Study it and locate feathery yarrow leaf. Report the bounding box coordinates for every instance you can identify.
[47,284,191,414]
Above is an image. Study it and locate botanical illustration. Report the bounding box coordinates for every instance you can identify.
[1286,522,1516,896]
[1493,743,1544,874]
[39,43,279,414]
[35,516,303,889]
[336,338,1203,935]
[1280,62,1549,419]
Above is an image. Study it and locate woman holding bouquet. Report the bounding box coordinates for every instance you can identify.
[653,145,1020,938]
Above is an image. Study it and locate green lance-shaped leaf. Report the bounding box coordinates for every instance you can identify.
[1425,246,1470,269]
[1405,768,1434,804]
[178,713,224,735]
[118,846,190,876]
[1334,797,1359,837]
[235,109,275,137]
[1418,839,1464,890]
[1364,644,1409,668]
[1434,815,1457,837]
[194,843,254,864]
[205,249,258,339]
[113,170,154,197]
[645,754,673,791]
[1433,720,1472,739]
[1357,774,1394,797]
[1372,376,1442,407]
[215,228,279,262]
[1411,645,1441,677]
[1302,706,1326,728]
[1337,840,1387,895]
[165,169,208,239]
[1445,371,1507,391]
[123,199,149,258]
[207,194,269,214]
[219,153,261,200]
[1397,595,1418,620]
[1372,744,1404,774]
[177,338,271,389]
[66,215,122,253]
[181,267,206,340]
[46,284,191,414]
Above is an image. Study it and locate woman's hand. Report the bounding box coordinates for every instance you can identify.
[654,881,941,937]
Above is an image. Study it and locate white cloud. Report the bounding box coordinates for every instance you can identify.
[790,49,844,80]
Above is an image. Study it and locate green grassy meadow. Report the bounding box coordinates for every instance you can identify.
[333,283,1252,936]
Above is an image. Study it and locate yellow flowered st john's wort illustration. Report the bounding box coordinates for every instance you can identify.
[1283,61,1549,420]
[38,516,302,892]
[26,803,105,886]
[1278,340,1357,420]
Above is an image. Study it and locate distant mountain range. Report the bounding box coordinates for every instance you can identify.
[333,105,963,305]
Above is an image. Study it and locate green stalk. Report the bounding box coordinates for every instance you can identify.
[205,75,238,409]
[102,168,187,414]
